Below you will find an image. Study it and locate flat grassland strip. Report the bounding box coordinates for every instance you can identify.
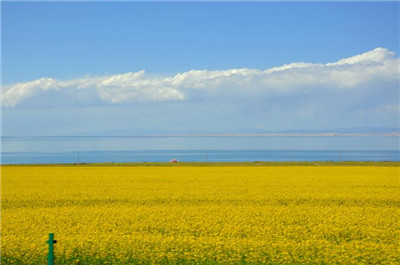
[1,164,399,264]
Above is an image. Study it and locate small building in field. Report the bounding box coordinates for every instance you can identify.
[170,158,178,163]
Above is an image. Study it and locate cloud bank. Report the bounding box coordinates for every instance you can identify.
[2,47,399,108]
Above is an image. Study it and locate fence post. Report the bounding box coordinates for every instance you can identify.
[47,233,57,265]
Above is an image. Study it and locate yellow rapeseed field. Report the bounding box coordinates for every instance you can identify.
[1,165,399,264]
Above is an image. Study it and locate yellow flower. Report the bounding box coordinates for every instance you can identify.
[1,165,399,264]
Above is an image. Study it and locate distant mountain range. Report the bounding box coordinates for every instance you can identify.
[55,127,400,137]
[2,129,399,138]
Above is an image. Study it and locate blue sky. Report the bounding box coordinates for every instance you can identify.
[2,2,399,136]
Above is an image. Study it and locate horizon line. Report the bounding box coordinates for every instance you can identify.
[1,132,399,138]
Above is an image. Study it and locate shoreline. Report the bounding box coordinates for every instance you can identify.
[1,161,399,167]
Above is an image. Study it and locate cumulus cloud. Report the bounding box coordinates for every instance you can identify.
[2,47,399,108]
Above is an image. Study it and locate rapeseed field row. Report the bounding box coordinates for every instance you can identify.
[1,166,399,264]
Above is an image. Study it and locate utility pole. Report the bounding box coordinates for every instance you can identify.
[77,152,80,164]
[340,150,342,162]
[206,151,209,163]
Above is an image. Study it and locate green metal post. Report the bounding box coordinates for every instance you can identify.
[47,233,57,265]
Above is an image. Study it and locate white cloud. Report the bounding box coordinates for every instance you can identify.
[381,104,400,114]
[327,47,395,66]
[2,47,399,108]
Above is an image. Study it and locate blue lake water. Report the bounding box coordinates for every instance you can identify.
[1,136,399,164]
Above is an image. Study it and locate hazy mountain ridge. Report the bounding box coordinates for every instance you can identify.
[2,128,399,138]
